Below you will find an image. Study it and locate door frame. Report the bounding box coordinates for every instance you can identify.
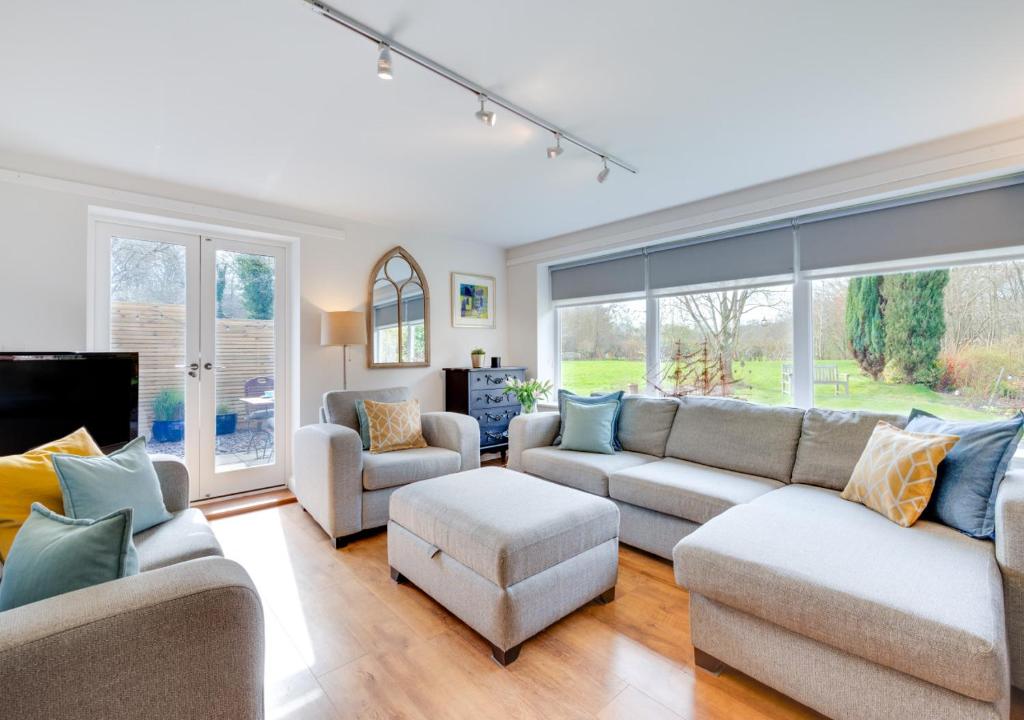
[87,209,294,502]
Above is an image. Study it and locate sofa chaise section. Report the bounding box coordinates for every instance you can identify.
[675,483,1013,718]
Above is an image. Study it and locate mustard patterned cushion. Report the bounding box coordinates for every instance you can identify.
[841,421,959,527]
[363,399,429,454]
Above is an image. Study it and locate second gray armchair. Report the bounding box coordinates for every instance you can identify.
[292,387,480,547]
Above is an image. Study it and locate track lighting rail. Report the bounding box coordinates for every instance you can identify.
[304,0,638,176]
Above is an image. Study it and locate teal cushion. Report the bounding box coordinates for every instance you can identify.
[559,399,619,454]
[52,436,171,534]
[354,400,371,451]
[906,409,1024,539]
[0,503,138,611]
[554,389,624,449]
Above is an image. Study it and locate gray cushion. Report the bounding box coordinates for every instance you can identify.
[609,458,783,524]
[520,446,657,496]
[389,467,619,587]
[361,447,461,491]
[791,408,907,490]
[665,396,804,482]
[322,386,410,430]
[674,484,1007,703]
[616,396,679,457]
[134,509,223,572]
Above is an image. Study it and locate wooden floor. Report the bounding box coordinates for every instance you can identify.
[211,504,1024,720]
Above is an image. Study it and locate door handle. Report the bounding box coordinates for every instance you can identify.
[175,362,200,378]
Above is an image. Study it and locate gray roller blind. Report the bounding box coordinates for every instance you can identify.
[799,182,1024,272]
[374,295,424,327]
[550,252,645,302]
[647,227,794,291]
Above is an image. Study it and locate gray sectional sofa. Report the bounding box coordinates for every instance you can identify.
[0,456,265,720]
[509,395,1023,720]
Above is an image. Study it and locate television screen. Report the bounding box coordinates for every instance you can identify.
[0,352,139,455]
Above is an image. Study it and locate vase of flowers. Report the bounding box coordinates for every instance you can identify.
[503,377,554,414]
[470,347,486,368]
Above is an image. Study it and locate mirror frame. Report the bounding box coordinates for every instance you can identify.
[366,246,431,368]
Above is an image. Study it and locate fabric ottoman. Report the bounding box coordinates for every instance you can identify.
[387,466,619,665]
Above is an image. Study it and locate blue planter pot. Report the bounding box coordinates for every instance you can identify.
[216,413,238,436]
[151,420,185,443]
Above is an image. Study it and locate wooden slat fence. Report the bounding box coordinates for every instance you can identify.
[110,302,275,435]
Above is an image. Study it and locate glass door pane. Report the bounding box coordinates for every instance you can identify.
[213,248,277,470]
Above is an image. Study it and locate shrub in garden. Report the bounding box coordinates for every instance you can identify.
[845,276,887,380]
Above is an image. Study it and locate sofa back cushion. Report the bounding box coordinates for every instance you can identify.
[323,387,410,430]
[791,408,907,490]
[665,396,804,482]
[616,396,679,457]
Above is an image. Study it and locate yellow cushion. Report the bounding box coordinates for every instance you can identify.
[363,399,428,454]
[0,428,103,560]
[841,421,959,527]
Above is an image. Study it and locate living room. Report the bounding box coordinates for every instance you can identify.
[1,2,1024,719]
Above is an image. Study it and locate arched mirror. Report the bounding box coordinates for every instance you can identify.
[367,246,430,367]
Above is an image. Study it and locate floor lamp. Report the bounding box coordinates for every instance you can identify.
[321,311,367,390]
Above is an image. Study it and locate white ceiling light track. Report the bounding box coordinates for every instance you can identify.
[303,0,638,181]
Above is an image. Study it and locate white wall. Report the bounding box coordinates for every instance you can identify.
[0,168,507,430]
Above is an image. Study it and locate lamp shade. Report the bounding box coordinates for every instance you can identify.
[321,311,367,346]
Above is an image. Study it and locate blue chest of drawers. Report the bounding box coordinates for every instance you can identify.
[443,366,526,454]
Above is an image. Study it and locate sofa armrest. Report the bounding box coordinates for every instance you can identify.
[996,469,1024,688]
[150,454,190,513]
[421,411,480,471]
[507,411,561,471]
[0,557,264,720]
[293,423,364,539]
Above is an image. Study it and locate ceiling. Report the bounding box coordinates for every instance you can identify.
[1,0,1023,246]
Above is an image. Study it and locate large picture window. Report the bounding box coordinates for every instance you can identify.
[557,300,646,395]
[657,285,793,405]
[812,260,1024,420]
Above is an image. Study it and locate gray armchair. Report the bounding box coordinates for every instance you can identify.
[292,387,480,548]
[0,457,265,720]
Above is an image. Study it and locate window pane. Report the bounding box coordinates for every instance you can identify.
[812,261,1024,420]
[558,300,646,395]
[657,285,793,405]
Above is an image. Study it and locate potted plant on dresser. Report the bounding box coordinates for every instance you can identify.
[503,377,554,414]
[470,347,486,368]
[151,388,185,443]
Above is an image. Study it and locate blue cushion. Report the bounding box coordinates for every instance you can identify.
[52,436,172,534]
[354,400,371,451]
[554,389,624,449]
[0,503,138,611]
[559,400,619,454]
[905,409,1024,539]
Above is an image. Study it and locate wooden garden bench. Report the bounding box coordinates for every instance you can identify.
[781,363,850,396]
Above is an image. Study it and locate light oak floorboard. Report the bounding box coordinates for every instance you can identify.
[211,503,1019,720]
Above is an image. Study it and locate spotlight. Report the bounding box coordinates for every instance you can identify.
[597,157,610,183]
[377,43,393,80]
[475,95,496,127]
[547,133,563,159]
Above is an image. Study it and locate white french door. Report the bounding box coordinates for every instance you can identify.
[91,221,287,500]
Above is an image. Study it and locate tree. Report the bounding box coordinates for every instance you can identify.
[882,270,949,385]
[845,276,887,380]
[234,255,275,320]
[215,260,228,319]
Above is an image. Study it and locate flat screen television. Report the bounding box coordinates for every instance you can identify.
[0,352,139,455]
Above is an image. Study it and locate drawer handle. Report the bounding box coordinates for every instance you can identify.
[486,394,505,404]
[485,375,505,385]
[484,412,504,422]
[484,430,508,442]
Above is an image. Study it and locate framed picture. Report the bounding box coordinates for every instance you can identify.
[450,272,496,328]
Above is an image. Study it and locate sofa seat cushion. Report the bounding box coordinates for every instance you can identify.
[362,447,461,491]
[520,447,657,496]
[664,396,804,482]
[609,458,783,524]
[389,467,619,588]
[674,484,1007,702]
[134,509,223,572]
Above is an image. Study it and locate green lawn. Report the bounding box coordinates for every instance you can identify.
[560,358,1000,420]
